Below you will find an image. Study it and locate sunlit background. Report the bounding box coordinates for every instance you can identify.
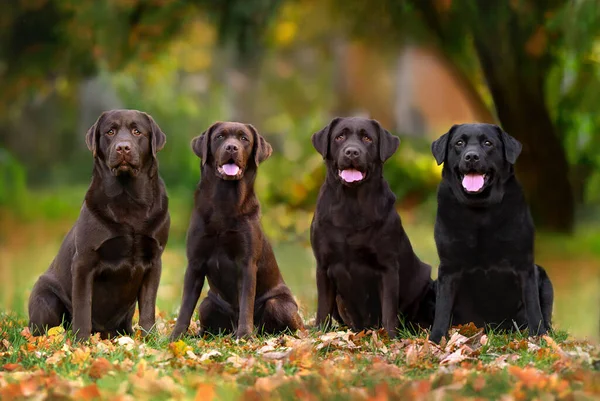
[0,0,598,341]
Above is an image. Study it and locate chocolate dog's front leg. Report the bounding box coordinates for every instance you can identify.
[315,264,336,329]
[520,267,546,336]
[72,258,94,342]
[430,268,459,344]
[171,259,205,340]
[138,260,162,335]
[236,259,258,339]
[381,268,400,338]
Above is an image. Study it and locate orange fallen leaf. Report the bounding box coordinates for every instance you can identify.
[194,383,215,401]
[472,375,486,392]
[2,363,22,371]
[89,357,112,379]
[73,383,101,400]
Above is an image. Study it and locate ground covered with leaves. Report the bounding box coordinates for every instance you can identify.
[1,313,599,401]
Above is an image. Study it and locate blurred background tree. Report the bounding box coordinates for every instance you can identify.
[1,0,599,339]
[2,0,600,233]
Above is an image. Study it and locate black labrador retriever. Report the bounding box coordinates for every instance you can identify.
[28,109,170,341]
[170,122,303,340]
[429,123,554,344]
[311,117,436,338]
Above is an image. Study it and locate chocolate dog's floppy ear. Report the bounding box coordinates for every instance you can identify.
[192,122,222,166]
[371,119,400,162]
[142,112,167,177]
[142,112,167,158]
[431,124,459,166]
[85,112,107,158]
[246,124,272,166]
[495,125,522,165]
[312,117,341,159]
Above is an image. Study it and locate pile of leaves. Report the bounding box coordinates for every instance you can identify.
[1,313,599,400]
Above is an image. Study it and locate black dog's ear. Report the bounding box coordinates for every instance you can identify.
[191,122,222,166]
[246,124,272,166]
[142,112,167,159]
[85,112,107,158]
[371,119,400,162]
[495,126,522,164]
[431,124,459,165]
[312,117,341,159]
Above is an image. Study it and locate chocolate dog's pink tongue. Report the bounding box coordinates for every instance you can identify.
[222,163,240,176]
[462,173,485,192]
[340,169,364,183]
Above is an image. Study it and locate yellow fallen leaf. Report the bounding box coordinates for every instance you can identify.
[47,326,65,336]
[168,340,190,358]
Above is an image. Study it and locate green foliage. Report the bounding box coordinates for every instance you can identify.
[0,148,26,210]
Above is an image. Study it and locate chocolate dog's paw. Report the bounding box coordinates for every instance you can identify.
[170,325,188,341]
[235,326,253,340]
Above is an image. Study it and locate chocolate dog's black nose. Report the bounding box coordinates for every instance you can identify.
[464,151,480,162]
[116,142,131,154]
[225,143,239,153]
[344,147,360,159]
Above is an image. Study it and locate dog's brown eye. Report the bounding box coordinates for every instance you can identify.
[484,140,493,147]
[241,136,249,142]
[132,129,141,136]
[216,134,224,140]
[335,135,345,142]
[456,140,464,146]
[106,129,115,136]
[362,135,372,143]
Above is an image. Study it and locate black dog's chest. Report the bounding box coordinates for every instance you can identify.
[96,234,160,268]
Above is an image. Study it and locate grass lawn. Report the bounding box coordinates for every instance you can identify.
[1,314,599,400]
[1,188,599,399]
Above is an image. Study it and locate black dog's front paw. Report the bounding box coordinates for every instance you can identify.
[429,330,445,344]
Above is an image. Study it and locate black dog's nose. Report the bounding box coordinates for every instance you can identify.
[116,142,131,154]
[464,151,480,162]
[344,147,360,159]
[225,143,239,153]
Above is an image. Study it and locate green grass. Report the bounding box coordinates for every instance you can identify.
[1,313,599,400]
[1,188,600,399]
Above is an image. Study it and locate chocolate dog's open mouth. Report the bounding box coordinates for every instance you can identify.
[338,169,366,184]
[458,170,493,194]
[217,160,243,180]
[111,161,140,177]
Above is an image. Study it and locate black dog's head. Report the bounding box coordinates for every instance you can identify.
[431,123,522,206]
[85,109,166,178]
[312,117,400,187]
[191,122,272,181]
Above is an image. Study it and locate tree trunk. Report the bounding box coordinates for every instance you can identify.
[471,4,574,232]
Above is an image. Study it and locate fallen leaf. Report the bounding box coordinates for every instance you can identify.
[2,363,22,371]
[472,375,486,392]
[89,357,112,379]
[196,349,220,362]
[73,383,101,400]
[47,326,65,336]
[194,383,215,401]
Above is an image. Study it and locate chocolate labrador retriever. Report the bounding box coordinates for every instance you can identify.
[170,122,303,340]
[311,117,436,338]
[28,109,170,341]
[429,123,553,344]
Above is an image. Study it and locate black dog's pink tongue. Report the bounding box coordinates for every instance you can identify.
[340,169,364,183]
[462,173,485,192]
[222,163,240,176]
